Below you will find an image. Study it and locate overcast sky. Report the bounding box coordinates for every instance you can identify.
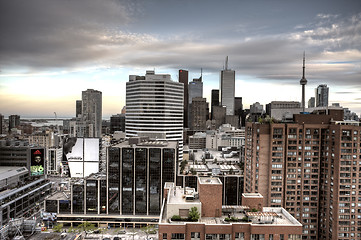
[0,0,360,118]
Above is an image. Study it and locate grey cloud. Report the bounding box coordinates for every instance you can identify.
[0,0,131,69]
[0,0,360,90]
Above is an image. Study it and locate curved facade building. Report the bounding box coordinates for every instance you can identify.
[126,70,184,161]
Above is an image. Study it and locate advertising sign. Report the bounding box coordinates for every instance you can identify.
[30,148,45,176]
[63,137,99,178]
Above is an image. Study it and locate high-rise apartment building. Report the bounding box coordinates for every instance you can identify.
[81,89,102,138]
[126,70,184,160]
[189,97,208,131]
[244,109,361,239]
[316,84,329,107]
[220,57,235,116]
[179,70,189,128]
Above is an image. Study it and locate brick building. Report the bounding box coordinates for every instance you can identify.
[244,109,361,239]
[159,177,302,240]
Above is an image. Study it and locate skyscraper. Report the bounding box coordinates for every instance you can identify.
[188,76,203,104]
[126,70,184,160]
[211,89,219,119]
[81,89,102,138]
[189,97,208,131]
[315,84,329,107]
[244,109,361,239]
[179,69,189,128]
[8,115,20,131]
[220,57,235,115]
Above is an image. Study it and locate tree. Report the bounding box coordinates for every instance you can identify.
[188,207,200,222]
[53,224,63,233]
[77,221,96,235]
[68,226,77,233]
[142,225,156,239]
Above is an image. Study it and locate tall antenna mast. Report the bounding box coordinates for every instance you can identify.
[302,51,305,79]
[225,56,229,70]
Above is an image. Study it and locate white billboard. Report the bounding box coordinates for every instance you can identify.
[63,137,99,178]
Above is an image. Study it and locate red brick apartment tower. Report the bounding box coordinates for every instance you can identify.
[245,109,361,239]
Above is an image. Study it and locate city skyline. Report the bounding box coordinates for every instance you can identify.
[0,0,360,118]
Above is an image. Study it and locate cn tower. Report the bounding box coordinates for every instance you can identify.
[300,52,307,113]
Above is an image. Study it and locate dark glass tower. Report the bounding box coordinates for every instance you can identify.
[179,69,189,128]
[211,89,219,119]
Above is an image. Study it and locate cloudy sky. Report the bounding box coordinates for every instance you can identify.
[0,0,360,118]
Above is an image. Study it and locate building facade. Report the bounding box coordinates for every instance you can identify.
[110,114,125,133]
[126,70,184,161]
[315,84,329,107]
[244,109,361,239]
[159,178,302,240]
[189,97,208,131]
[8,115,20,132]
[179,70,189,128]
[45,139,177,225]
[81,89,102,138]
[220,67,235,116]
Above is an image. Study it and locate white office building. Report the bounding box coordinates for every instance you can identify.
[126,70,184,161]
[220,57,235,116]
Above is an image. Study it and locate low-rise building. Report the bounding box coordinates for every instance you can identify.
[159,178,302,240]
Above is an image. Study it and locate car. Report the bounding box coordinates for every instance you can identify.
[113,237,120,240]
[102,238,111,240]
[118,230,126,234]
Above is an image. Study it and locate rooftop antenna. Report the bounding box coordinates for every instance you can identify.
[200,68,203,81]
[225,56,229,70]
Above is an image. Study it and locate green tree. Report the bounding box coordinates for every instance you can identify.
[188,207,200,222]
[142,225,156,239]
[68,226,77,233]
[77,221,96,234]
[53,224,63,233]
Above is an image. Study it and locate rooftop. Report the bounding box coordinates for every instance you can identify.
[0,166,28,180]
[199,177,222,185]
[167,185,200,205]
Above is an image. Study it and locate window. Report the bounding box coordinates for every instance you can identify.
[235,233,245,240]
[251,234,265,240]
[191,232,200,240]
[288,235,301,240]
[171,233,185,240]
[163,233,167,240]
